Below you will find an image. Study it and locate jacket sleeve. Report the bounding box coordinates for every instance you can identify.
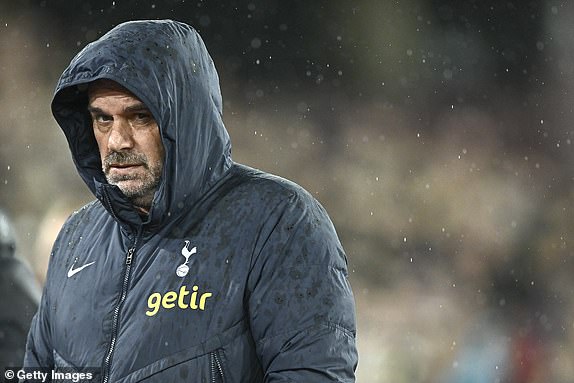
[23,208,76,369]
[247,192,358,382]
[23,282,54,368]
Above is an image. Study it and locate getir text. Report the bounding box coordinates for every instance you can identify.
[146,285,212,316]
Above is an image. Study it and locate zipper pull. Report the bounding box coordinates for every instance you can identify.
[126,247,135,265]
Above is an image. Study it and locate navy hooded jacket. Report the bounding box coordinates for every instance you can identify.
[25,20,358,382]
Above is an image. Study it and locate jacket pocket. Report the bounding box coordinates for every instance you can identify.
[52,350,100,383]
[116,320,247,383]
[133,352,212,383]
[210,349,227,383]
[119,348,227,383]
[53,349,75,369]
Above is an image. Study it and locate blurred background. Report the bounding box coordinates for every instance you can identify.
[1,0,573,381]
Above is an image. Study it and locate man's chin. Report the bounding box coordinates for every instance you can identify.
[105,172,160,209]
[116,183,148,198]
[107,179,157,209]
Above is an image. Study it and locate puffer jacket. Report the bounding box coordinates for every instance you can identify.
[25,19,357,382]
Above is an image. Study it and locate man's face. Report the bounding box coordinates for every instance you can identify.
[88,80,164,212]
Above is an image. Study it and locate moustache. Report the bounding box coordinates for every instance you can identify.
[103,151,148,170]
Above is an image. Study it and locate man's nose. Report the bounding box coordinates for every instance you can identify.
[108,119,134,151]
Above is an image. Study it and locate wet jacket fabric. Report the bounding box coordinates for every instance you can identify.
[25,20,357,382]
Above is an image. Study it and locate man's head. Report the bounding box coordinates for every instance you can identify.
[52,20,232,224]
[87,79,165,212]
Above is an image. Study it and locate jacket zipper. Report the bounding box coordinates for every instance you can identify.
[210,351,225,383]
[102,188,120,222]
[101,239,139,383]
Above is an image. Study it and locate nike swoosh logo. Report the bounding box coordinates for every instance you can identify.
[67,261,96,278]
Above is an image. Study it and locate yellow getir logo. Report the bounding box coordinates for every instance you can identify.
[146,285,213,316]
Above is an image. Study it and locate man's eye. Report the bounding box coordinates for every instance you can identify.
[132,113,154,126]
[95,115,113,123]
[135,113,152,121]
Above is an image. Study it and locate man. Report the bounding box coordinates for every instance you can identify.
[25,20,357,382]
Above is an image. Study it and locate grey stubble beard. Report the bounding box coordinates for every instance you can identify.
[103,151,163,211]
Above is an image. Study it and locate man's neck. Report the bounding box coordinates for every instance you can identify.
[128,194,154,216]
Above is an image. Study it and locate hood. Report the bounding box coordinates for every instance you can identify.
[51,20,232,230]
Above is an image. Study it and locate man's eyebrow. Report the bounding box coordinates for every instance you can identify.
[87,106,106,115]
[124,103,150,113]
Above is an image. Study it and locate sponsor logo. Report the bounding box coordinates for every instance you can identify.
[146,285,213,316]
[67,259,96,278]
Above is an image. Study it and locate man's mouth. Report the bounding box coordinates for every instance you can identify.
[103,152,149,176]
[107,163,145,175]
[110,163,142,168]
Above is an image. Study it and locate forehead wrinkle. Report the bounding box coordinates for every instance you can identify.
[88,95,149,115]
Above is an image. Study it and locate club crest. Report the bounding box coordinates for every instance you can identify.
[176,240,197,277]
